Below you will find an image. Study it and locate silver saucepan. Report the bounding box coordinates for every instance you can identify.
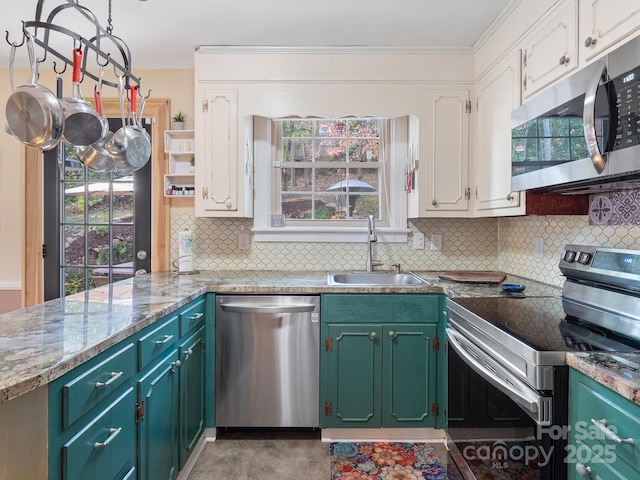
[5,33,64,150]
[61,48,104,147]
[110,84,151,172]
[74,84,114,172]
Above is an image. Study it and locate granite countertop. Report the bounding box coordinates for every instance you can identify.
[0,269,555,404]
[567,352,640,405]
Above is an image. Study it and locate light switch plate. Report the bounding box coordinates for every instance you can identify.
[533,236,544,258]
[413,232,425,250]
[430,234,442,251]
[238,233,250,250]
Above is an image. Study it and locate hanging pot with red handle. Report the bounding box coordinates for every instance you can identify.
[110,84,151,171]
[5,33,65,150]
[74,81,114,172]
[61,48,105,147]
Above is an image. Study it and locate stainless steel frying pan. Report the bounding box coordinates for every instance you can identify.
[5,33,64,150]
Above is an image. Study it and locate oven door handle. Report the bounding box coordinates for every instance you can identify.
[446,327,551,426]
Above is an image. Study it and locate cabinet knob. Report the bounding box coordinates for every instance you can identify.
[184,348,194,360]
[171,360,181,371]
[506,193,514,201]
[225,198,233,209]
[431,199,438,206]
[584,36,597,48]
[575,462,592,477]
[368,331,377,341]
[388,330,397,339]
[559,55,570,66]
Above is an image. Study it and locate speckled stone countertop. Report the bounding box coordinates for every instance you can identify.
[0,270,556,404]
[567,352,640,405]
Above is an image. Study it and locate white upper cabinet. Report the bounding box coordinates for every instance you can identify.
[473,51,525,216]
[522,0,578,100]
[194,88,253,218]
[421,88,471,216]
[580,0,640,63]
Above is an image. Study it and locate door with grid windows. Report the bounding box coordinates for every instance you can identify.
[43,118,151,299]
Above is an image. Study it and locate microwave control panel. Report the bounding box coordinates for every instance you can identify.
[611,64,640,151]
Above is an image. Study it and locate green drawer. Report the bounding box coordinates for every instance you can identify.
[138,315,179,370]
[322,294,441,323]
[569,371,640,477]
[569,438,632,479]
[62,343,136,430]
[62,387,136,480]
[179,297,206,337]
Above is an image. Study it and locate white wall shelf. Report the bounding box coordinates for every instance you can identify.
[164,130,195,198]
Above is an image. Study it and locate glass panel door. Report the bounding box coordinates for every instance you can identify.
[43,119,152,299]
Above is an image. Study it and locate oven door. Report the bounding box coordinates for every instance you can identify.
[446,327,553,426]
[446,326,569,480]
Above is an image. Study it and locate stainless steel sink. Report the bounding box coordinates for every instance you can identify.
[327,271,429,286]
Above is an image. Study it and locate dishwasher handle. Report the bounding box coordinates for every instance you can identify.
[220,303,316,314]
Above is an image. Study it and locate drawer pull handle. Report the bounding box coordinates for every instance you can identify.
[155,334,174,345]
[95,371,123,388]
[189,312,204,321]
[591,418,635,445]
[94,427,122,449]
[575,462,592,477]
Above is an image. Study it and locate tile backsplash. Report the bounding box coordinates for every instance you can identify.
[170,211,640,288]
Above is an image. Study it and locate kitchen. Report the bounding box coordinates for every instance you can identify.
[2,0,640,479]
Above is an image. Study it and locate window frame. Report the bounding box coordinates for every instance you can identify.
[253,115,411,243]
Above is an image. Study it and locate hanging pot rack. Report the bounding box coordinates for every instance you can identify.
[5,0,144,92]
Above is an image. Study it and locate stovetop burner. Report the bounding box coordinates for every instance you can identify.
[450,295,640,354]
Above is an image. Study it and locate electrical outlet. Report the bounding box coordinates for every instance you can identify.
[430,234,442,251]
[413,232,425,250]
[533,236,544,258]
[238,233,251,250]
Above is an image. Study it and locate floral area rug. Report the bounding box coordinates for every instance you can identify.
[330,442,454,480]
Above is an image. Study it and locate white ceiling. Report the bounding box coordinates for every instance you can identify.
[1,0,514,70]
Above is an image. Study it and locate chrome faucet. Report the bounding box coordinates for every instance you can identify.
[366,215,383,272]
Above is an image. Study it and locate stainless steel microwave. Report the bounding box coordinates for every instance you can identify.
[511,34,640,193]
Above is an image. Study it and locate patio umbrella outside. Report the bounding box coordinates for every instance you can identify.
[327,179,376,217]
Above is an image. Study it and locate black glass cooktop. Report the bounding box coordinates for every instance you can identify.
[449,296,640,353]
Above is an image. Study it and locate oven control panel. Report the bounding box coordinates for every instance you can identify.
[560,244,640,290]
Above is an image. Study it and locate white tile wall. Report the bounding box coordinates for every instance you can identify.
[170,211,640,288]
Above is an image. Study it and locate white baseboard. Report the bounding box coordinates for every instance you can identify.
[0,281,21,291]
[321,428,447,443]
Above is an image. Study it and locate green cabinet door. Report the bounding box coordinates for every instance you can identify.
[383,324,437,428]
[138,350,180,480]
[179,327,206,469]
[323,324,382,428]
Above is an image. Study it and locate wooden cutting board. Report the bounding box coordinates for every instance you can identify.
[439,270,507,284]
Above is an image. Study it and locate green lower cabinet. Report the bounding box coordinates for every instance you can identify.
[138,349,181,480]
[568,369,640,479]
[62,387,136,480]
[179,326,206,469]
[322,323,437,428]
[383,324,437,427]
[324,324,382,427]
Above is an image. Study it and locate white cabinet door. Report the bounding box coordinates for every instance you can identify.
[522,0,578,100]
[580,0,640,63]
[474,51,525,216]
[194,88,253,217]
[423,88,471,214]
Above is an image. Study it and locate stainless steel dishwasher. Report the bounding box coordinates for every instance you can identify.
[215,295,320,427]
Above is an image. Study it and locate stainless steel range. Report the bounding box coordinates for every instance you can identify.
[446,245,640,480]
